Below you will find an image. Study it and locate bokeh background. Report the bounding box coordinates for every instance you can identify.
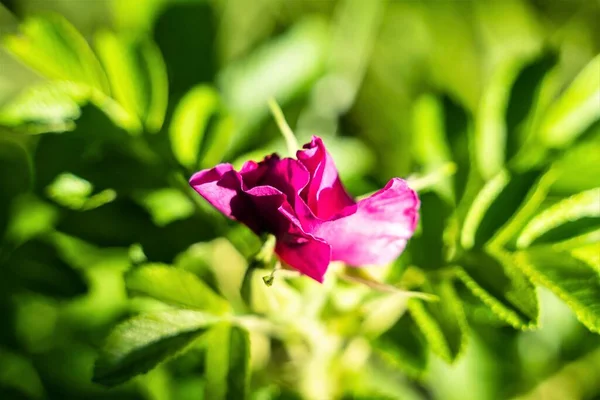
[0,0,599,399]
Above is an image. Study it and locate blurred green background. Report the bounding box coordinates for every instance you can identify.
[0,0,599,399]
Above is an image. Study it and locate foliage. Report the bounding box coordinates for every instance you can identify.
[0,1,598,399]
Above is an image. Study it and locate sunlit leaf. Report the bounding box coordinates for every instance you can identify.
[549,135,600,195]
[517,188,600,248]
[515,249,600,333]
[408,279,467,363]
[3,14,109,93]
[95,31,168,132]
[135,188,194,226]
[126,264,231,315]
[205,323,251,400]
[539,54,600,148]
[0,81,85,130]
[169,85,220,168]
[94,310,219,386]
[457,251,538,329]
[46,172,116,211]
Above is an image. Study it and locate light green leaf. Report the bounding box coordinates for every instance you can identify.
[205,323,251,400]
[93,310,219,386]
[475,57,525,180]
[95,31,168,132]
[408,279,467,363]
[198,114,235,170]
[539,54,600,148]
[135,188,195,226]
[169,85,220,168]
[549,137,600,195]
[515,249,600,333]
[46,172,116,211]
[0,81,86,130]
[457,251,538,329]
[517,188,600,248]
[219,18,328,152]
[412,94,454,200]
[126,264,231,315]
[373,312,429,379]
[4,14,109,93]
[461,168,542,249]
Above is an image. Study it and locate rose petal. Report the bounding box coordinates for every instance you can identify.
[313,178,419,266]
[245,185,331,282]
[297,136,355,219]
[189,164,239,218]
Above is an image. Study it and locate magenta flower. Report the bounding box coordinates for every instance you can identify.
[189,136,419,283]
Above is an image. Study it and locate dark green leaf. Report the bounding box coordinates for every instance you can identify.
[457,251,538,329]
[94,310,219,386]
[373,312,429,378]
[516,188,600,248]
[408,192,454,271]
[461,168,542,249]
[505,51,557,161]
[4,237,87,298]
[205,323,251,400]
[126,264,231,314]
[515,249,600,333]
[0,136,32,238]
[408,279,467,363]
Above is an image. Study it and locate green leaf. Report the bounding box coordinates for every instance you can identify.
[475,57,525,180]
[516,188,600,248]
[412,94,454,200]
[205,323,251,400]
[373,312,429,378]
[4,237,87,298]
[0,81,85,130]
[46,172,116,211]
[549,136,600,195]
[219,18,327,152]
[93,310,219,386]
[0,136,32,237]
[408,192,454,271]
[408,279,467,363]
[539,54,600,148]
[4,14,109,94]
[0,347,45,399]
[95,31,168,132]
[134,188,195,227]
[169,85,220,168]
[461,168,541,249]
[126,264,231,315]
[515,249,600,333]
[457,251,538,329]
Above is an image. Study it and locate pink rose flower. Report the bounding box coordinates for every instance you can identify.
[189,136,419,282]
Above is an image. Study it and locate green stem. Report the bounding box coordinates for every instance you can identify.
[268,98,299,156]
